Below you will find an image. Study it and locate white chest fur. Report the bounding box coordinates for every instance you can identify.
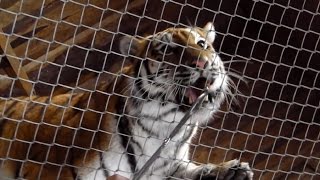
[102,100,208,179]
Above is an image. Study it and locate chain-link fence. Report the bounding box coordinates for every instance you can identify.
[0,0,319,179]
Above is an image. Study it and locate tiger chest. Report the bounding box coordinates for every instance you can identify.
[103,100,198,178]
[132,101,198,166]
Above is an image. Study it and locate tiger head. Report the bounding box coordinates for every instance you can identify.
[120,22,229,113]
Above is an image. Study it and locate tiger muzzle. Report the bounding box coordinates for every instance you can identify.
[185,76,216,105]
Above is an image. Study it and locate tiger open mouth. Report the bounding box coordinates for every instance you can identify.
[183,77,220,105]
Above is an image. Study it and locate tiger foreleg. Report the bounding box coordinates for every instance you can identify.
[171,159,253,180]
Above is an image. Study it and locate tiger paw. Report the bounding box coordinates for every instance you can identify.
[195,159,253,180]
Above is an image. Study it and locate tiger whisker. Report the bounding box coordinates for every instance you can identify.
[225,68,243,75]
[227,78,244,96]
[121,79,141,95]
[174,80,183,101]
[224,77,245,111]
[162,80,176,101]
[138,78,174,100]
[121,71,172,95]
[223,59,251,64]
[120,81,133,93]
[225,71,248,85]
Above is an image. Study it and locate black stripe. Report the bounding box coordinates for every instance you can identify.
[6,97,49,120]
[0,99,21,177]
[37,97,50,119]
[152,160,170,172]
[134,63,170,101]
[135,80,149,99]
[153,81,166,88]
[24,96,44,117]
[131,96,141,107]
[143,60,154,81]
[160,33,171,44]
[140,107,178,120]
[148,92,166,100]
[117,98,137,173]
[21,97,54,163]
[176,90,191,113]
[3,99,20,117]
[134,81,167,102]
[160,96,167,105]
[52,94,84,120]
[100,152,109,177]
[127,137,138,173]
[157,68,168,76]
[136,119,157,137]
[170,163,183,178]
[0,99,22,135]
[131,139,143,152]
[0,119,7,136]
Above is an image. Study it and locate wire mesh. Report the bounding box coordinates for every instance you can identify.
[0,0,319,179]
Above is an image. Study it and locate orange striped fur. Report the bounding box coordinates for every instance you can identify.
[0,70,133,179]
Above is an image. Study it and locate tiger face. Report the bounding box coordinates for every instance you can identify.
[120,22,228,112]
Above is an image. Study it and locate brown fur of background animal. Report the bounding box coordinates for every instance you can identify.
[0,65,136,179]
[0,0,319,179]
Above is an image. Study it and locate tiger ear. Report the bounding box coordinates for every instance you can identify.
[119,36,143,56]
[203,22,216,44]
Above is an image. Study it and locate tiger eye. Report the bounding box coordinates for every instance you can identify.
[197,40,206,48]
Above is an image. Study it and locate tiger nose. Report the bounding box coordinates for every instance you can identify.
[191,60,208,69]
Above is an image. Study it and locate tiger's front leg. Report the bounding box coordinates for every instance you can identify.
[171,159,253,180]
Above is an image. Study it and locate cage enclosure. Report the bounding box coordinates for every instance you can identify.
[0,0,319,179]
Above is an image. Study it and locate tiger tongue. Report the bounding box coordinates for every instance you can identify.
[186,87,202,104]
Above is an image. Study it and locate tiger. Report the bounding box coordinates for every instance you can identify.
[0,22,253,180]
